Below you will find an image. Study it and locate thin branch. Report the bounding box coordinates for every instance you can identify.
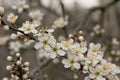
[1,20,37,41]
[59,0,69,38]
[75,0,120,32]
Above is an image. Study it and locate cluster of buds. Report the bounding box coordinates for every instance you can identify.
[4,53,30,80]
[90,24,105,37]
[69,30,84,42]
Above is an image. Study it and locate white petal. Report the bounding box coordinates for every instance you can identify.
[50,52,57,58]
[44,45,51,51]
[89,74,96,79]
[57,50,65,56]
[34,42,42,49]
[73,63,80,69]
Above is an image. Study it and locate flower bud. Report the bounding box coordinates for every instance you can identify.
[0,6,4,16]
[23,67,29,71]
[10,33,18,39]
[3,77,9,80]
[6,65,12,71]
[7,56,13,61]
[16,53,20,57]
[16,60,21,65]
[23,74,28,79]
[24,62,30,66]
[3,25,9,30]
[79,36,84,41]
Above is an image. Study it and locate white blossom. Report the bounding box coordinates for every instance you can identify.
[18,21,38,34]
[62,58,80,69]
[89,66,106,80]
[29,10,44,25]
[48,43,65,58]
[52,16,68,29]
[9,41,22,52]
[7,13,18,24]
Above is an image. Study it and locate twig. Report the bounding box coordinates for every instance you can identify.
[59,0,69,38]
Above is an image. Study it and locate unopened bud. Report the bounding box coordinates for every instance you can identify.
[0,6,4,16]
[24,62,30,66]
[7,56,13,61]
[6,65,12,71]
[16,60,21,65]
[16,53,20,57]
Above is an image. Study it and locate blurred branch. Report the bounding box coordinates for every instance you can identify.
[59,0,69,38]
[75,0,120,32]
[37,0,59,17]
[29,58,52,79]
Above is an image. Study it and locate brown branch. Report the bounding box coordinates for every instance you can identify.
[75,0,120,32]
[1,20,38,41]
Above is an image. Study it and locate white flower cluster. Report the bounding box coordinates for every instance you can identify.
[29,10,44,25]
[12,0,29,13]
[34,30,120,80]
[34,28,66,58]
[5,53,30,80]
[52,16,68,29]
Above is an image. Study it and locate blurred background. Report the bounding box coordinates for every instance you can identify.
[0,0,120,80]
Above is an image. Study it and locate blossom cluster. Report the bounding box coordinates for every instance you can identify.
[34,28,66,58]
[0,5,120,80]
[3,53,30,80]
[34,31,120,80]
